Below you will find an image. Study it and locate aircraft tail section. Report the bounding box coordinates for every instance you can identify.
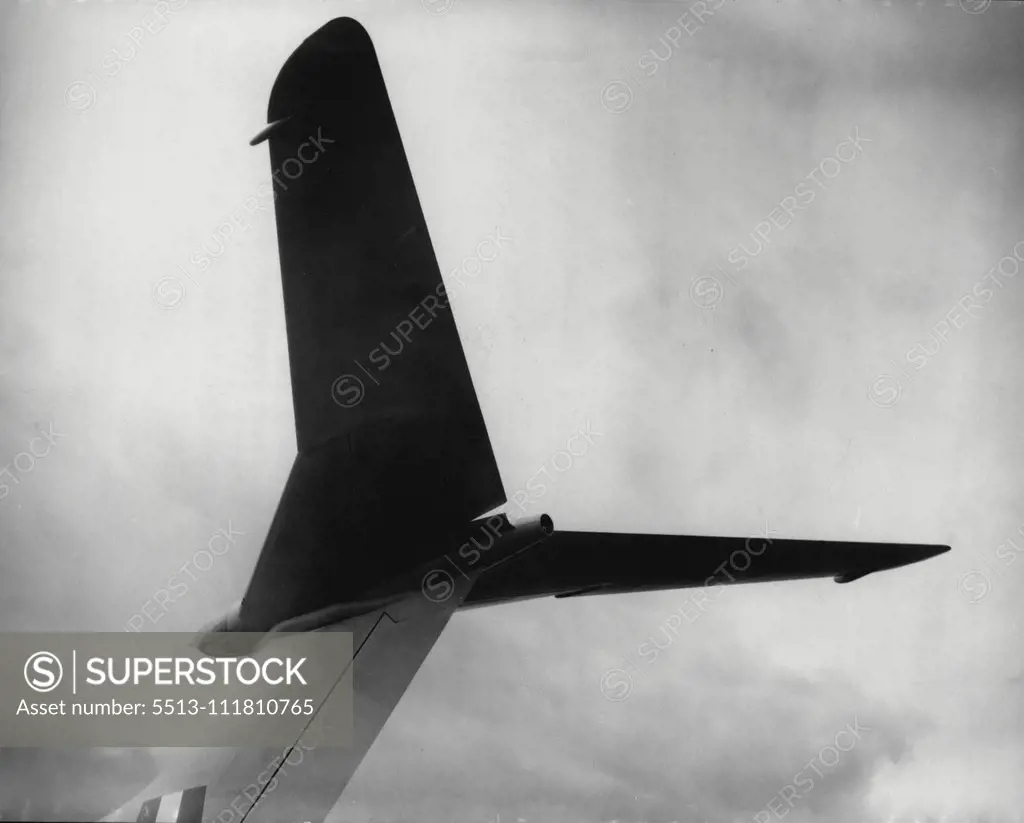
[259,16,501,468]
[238,18,506,632]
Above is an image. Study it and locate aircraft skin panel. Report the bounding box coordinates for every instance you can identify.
[237,580,474,823]
[100,569,477,823]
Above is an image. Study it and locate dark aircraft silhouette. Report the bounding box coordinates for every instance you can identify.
[95,16,948,823]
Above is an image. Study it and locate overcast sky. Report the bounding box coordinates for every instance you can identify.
[0,0,1022,821]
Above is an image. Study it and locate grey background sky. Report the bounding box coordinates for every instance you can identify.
[0,0,1022,821]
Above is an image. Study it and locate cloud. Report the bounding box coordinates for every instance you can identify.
[336,599,933,823]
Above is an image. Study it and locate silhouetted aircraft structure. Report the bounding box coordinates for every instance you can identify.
[95,17,948,823]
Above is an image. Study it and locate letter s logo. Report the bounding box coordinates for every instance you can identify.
[24,651,63,693]
[421,570,455,603]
